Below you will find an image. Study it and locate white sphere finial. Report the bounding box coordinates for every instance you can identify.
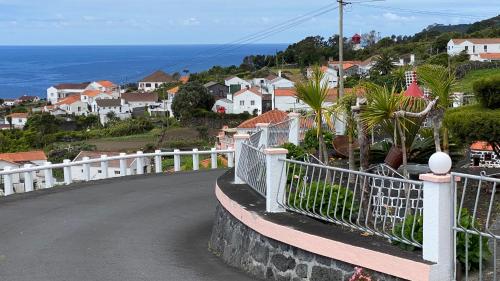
[428,152,452,175]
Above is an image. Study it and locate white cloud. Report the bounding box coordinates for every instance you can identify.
[182,17,200,26]
[383,12,416,21]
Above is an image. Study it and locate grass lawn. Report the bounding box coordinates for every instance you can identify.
[454,68,500,93]
[87,132,158,152]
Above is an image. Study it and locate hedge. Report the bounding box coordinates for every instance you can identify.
[444,105,500,144]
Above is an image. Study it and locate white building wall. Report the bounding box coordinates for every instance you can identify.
[447,40,500,57]
[138,82,165,92]
[224,77,251,88]
[232,91,262,115]
[5,117,27,128]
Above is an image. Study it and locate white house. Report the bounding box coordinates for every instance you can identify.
[273,88,308,111]
[232,87,263,115]
[224,76,251,96]
[5,112,29,129]
[47,82,90,104]
[2,99,16,107]
[264,73,295,95]
[0,151,47,193]
[307,66,338,88]
[121,92,159,109]
[87,80,119,95]
[71,151,151,181]
[447,38,500,61]
[55,95,89,116]
[93,99,131,125]
[81,89,113,105]
[212,98,234,114]
[138,70,175,92]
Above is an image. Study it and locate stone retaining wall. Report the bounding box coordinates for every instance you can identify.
[209,203,403,281]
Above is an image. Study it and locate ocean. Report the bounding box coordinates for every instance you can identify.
[0,44,287,99]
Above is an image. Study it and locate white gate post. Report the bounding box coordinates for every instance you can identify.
[82,157,90,181]
[154,150,162,173]
[119,153,127,176]
[24,164,34,192]
[256,123,269,147]
[62,160,72,185]
[100,155,109,179]
[192,149,199,171]
[227,149,234,168]
[173,149,181,172]
[44,161,53,188]
[3,167,13,196]
[210,148,217,169]
[419,152,454,281]
[136,151,144,175]
[234,134,250,184]
[288,112,300,145]
[264,148,288,213]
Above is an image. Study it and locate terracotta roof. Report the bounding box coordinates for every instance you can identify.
[237,109,288,129]
[479,53,500,60]
[167,86,179,95]
[54,82,90,90]
[97,80,115,88]
[275,88,297,97]
[96,99,121,107]
[470,141,494,151]
[73,151,134,168]
[233,87,262,97]
[82,90,105,97]
[6,112,29,118]
[329,60,363,65]
[56,95,81,105]
[451,38,500,45]
[0,150,47,163]
[404,81,424,98]
[179,76,189,84]
[140,70,174,83]
[122,92,158,102]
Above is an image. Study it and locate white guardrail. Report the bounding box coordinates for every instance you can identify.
[0,148,234,196]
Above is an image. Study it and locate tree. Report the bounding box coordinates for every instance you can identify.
[295,66,332,163]
[417,64,456,153]
[171,82,215,119]
[372,53,395,75]
[330,93,357,171]
[473,75,500,109]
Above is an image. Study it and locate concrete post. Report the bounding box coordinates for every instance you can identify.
[211,148,217,169]
[136,151,144,175]
[100,155,109,179]
[3,167,13,196]
[62,160,72,185]
[154,150,162,173]
[264,148,288,213]
[234,134,250,184]
[288,112,300,145]
[24,164,34,192]
[44,161,53,188]
[227,149,234,168]
[419,173,455,281]
[82,157,90,181]
[256,123,269,147]
[192,149,199,171]
[174,149,181,172]
[119,153,127,176]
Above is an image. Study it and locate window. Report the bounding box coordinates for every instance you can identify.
[145,83,151,87]
[240,100,244,106]
[18,119,22,123]
[250,100,255,106]
[98,170,102,174]
[114,171,120,175]
[465,46,469,51]
[473,46,475,53]
[485,153,492,161]
[484,45,488,52]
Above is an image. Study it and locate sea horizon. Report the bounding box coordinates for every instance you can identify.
[0,44,288,99]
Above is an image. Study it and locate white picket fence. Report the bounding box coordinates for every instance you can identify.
[0,148,234,196]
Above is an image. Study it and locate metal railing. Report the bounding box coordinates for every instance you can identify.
[237,142,266,196]
[249,130,263,147]
[279,159,424,248]
[452,172,499,281]
[0,148,234,196]
[267,119,291,147]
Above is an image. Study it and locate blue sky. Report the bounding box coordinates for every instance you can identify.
[0,0,497,45]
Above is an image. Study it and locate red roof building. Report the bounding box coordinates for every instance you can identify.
[237,109,288,129]
[404,81,424,98]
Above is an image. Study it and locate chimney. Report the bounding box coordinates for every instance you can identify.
[278,70,282,77]
[410,54,415,65]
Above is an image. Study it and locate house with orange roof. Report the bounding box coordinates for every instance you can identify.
[236,109,289,134]
[80,89,113,104]
[470,141,500,168]
[0,150,48,193]
[138,70,175,92]
[4,112,29,129]
[55,94,89,116]
[232,87,264,115]
[448,38,500,61]
[47,82,90,104]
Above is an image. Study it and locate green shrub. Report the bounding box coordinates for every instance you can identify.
[303,129,334,151]
[281,143,306,160]
[473,75,500,109]
[288,181,359,219]
[444,105,500,145]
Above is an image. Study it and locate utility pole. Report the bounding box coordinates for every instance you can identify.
[338,0,346,99]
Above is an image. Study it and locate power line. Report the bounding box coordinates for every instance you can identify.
[357,3,491,20]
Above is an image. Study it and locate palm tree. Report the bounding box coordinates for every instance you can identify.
[330,93,357,171]
[295,66,331,163]
[416,64,456,153]
[373,53,395,75]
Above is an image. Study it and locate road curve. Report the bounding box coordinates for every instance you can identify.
[0,170,256,281]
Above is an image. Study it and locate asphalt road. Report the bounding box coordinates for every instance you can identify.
[0,170,256,281]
